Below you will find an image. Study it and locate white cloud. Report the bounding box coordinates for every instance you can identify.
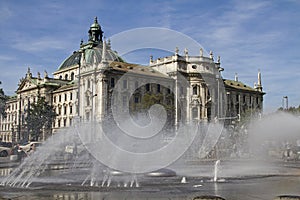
[12,37,72,53]
[0,55,14,61]
[0,5,13,23]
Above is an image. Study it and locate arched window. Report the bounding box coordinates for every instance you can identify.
[65,74,68,80]
[71,72,74,80]
[59,75,62,80]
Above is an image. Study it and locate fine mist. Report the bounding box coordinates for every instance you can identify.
[248,112,300,158]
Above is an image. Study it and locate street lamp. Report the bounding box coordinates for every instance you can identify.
[283,96,288,110]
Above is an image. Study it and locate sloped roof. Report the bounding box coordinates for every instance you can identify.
[109,61,171,79]
[223,79,261,92]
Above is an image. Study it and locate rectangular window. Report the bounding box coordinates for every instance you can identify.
[193,86,197,95]
[65,94,67,101]
[123,96,127,107]
[59,95,61,102]
[63,119,67,127]
[70,92,73,100]
[146,83,150,92]
[111,78,115,88]
[134,96,139,103]
[123,80,127,89]
[87,80,91,88]
[54,96,56,103]
[70,105,72,114]
[157,84,161,93]
[64,106,67,115]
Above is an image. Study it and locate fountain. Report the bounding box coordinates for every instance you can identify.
[0,112,300,200]
[213,160,220,182]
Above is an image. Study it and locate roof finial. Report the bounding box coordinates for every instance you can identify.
[209,50,214,60]
[26,67,32,78]
[217,55,220,63]
[234,73,238,82]
[175,47,179,55]
[150,55,153,63]
[37,72,41,79]
[200,48,203,57]
[184,48,188,57]
[94,16,98,23]
[107,38,111,48]
[44,70,48,78]
[257,69,263,92]
[101,37,107,63]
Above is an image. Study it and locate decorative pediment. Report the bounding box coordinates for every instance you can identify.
[17,78,38,92]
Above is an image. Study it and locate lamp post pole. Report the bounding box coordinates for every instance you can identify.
[283,96,288,110]
[76,53,82,119]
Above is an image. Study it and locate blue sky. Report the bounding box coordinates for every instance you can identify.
[0,0,299,112]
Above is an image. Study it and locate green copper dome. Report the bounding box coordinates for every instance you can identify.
[58,42,123,70]
[57,17,123,71]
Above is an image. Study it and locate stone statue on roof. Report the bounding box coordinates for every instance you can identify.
[44,70,48,78]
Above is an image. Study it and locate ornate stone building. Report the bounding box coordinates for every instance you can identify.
[0,18,265,143]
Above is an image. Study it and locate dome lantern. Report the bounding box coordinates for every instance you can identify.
[88,17,103,43]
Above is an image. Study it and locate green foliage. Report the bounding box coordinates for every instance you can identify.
[277,106,300,115]
[135,93,174,112]
[25,96,57,141]
[0,81,7,117]
[237,108,260,129]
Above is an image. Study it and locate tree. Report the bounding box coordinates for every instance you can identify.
[0,81,7,118]
[25,96,57,141]
[277,106,300,115]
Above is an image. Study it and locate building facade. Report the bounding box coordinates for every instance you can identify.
[0,18,265,143]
